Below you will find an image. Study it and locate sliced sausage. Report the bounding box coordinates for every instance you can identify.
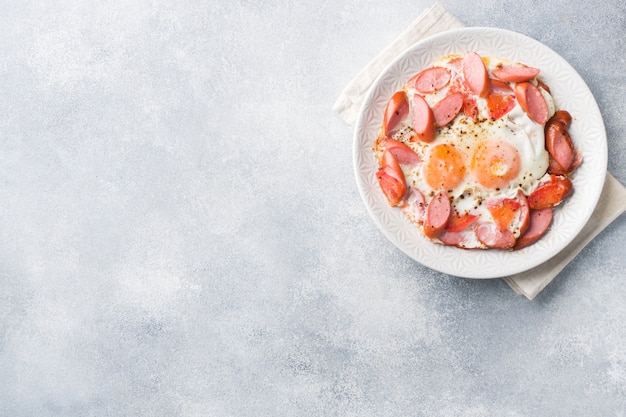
[432,92,464,127]
[492,65,540,83]
[547,154,567,176]
[408,67,451,94]
[411,94,437,142]
[528,176,573,209]
[423,190,451,239]
[381,137,421,165]
[514,82,549,124]
[383,91,409,135]
[376,169,406,207]
[547,148,582,176]
[489,79,514,94]
[438,231,465,247]
[381,150,405,184]
[462,51,489,98]
[545,120,575,171]
[514,207,553,250]
[377,150,406,206]
[550,110,572,128]
[474,222,516,249]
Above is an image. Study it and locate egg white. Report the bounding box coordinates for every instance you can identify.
[386,55,556,248]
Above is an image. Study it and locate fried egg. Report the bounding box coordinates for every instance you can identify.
[377,54,558,249]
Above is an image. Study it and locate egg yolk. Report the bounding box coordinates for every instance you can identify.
[423,143,466,191]
[471,140,521,189]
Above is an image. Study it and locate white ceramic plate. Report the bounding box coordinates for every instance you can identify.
[353,27,607,279]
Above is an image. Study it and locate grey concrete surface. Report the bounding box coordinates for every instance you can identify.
[0,0,625,416]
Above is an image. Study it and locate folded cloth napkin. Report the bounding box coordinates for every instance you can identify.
[333,2,626,299]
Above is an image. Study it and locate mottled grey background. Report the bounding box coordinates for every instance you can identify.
[0,0,625,416]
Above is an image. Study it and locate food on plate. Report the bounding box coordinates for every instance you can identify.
[374,51,582,250]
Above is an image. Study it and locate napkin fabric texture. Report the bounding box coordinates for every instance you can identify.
[334,2,626,299]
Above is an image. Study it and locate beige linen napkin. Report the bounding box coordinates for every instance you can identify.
[334,2,626,299]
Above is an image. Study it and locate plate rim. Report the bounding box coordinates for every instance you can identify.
[353,26,608,279]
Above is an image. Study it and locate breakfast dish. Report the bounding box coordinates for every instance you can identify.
[353,27,607,278]
[374,52,581,250]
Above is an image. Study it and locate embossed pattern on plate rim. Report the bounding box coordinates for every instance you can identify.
[353,27,608,279]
